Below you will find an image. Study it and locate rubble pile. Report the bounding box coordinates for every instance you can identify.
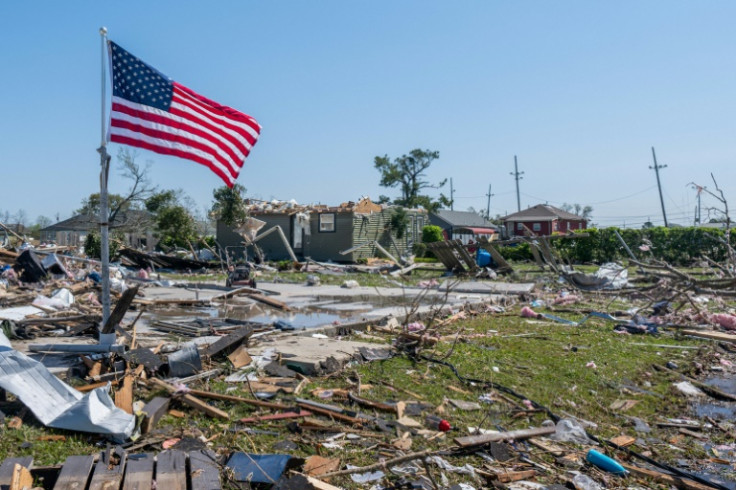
[1,243,736,489]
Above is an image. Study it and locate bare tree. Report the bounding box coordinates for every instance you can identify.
[690,174,734,269]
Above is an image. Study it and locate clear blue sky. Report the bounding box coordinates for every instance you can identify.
[2,1,735,228]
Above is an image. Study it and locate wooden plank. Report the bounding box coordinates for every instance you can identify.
[101,285,139,334]
[451,239,478,271]
[478,241,514,273]
[147,379,230,420]
[187,389,290,410]
[681,329,736,344]
[9,464,32,490]
[114,375,134,414]
[189,450,221,490]
[202,326,253,359]
[621,463,713,490]
[141,397,170,434]
[53,455,96,490]
[454,426,556,448]
[122,453,154,490]
[0,458,33,490]
[155,451,187,490]
[239,411,312,424]
[88,448,126,490]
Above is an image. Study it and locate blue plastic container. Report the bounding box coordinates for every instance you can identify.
[476,248,492,267]
[586,449,627,475]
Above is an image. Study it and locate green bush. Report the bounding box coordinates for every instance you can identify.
[422,225,443,244]
[84,230,124,259]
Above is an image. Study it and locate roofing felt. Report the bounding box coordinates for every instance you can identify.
[432,209,498,228]
[501,204,586,221]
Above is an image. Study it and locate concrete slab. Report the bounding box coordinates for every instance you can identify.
[248,335,390,375]
[439,280,535,295]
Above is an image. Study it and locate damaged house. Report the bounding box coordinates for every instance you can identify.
[40,210,157,251]
[217,197,427,263]
[502,204,588,237]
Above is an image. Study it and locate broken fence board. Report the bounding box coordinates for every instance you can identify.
[681,329,736,344]
[203,326,253,359]
[189,450,221,490]
[0,457,33,490]
[121,453,154,490]
[454,426,556,448]
[53,455,95,490]
[88,450,126,490]
[155,451,187,490]
[141,397,170,434]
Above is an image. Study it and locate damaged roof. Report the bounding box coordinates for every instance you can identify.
[502,204,586,222]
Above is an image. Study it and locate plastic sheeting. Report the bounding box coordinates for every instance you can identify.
[0,331,135,441]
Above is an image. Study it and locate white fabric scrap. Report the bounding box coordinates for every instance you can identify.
[0,332,134,441]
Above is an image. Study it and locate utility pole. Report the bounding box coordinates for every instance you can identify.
[485,184,495,219]
[649,147,668,227]
[510,155,524,212]
[450,178,455,210]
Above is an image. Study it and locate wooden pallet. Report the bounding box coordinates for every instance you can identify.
[0,449,221,490]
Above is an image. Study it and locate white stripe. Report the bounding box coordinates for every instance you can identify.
[173,86,261,141]
[112,96,250,162]
[170,96,257,152]
[111,105,242,175]
[109,125,237,186]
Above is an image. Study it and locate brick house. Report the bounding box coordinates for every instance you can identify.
[502,204,587,237]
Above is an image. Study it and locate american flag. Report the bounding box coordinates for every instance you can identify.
[108,41,261,188]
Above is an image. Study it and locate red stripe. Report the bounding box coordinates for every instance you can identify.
[110,134,235,188]
[110,116,243,179]
[173,84,259,145]
[169,99,256,155]
[175,82,261,133]
[167,99,254,159]
[111,102,247,171]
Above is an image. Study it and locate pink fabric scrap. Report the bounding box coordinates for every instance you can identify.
[406,322,426,332]
[710,313,736,331]
[520,306,541,319]
[586,361,597,369]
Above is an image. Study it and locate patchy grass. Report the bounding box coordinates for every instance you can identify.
[2,262,732,488]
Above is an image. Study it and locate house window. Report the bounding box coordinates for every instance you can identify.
[553,222,558,232]
[517,222,523,230]
[532,223,541,232]
[567,222,571,231]
[319,213,335,232]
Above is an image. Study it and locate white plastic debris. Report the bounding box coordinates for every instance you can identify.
[673,381,705,397]
[347,466,385,483]
[572,473,603,490]
[550,418,592,444]
[0,332,134,441]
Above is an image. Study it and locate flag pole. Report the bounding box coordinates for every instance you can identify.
[98,27,112,333]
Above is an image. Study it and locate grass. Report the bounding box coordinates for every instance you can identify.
[2,261,733,487]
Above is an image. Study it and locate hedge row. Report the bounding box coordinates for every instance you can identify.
[498,226,732,266]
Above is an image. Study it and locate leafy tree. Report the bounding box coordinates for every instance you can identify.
[77,193,130,216]
[388,207,409,239]
[145,190,180,214]
[561,202,593,219]
[84,230,124,259]
[155,205,198,249]
[210,184,248,226]
[374,148,452,212]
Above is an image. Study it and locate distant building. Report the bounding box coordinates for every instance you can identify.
[428,210,498,244]
[502,204,587,236]
[40,210,156,250]
[217,197,427,263]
